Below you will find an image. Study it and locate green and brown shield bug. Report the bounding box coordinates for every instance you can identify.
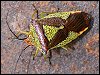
[6,4,93,74]
[30,11,93,56]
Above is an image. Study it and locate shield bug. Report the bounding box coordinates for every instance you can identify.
[6,4,93,74]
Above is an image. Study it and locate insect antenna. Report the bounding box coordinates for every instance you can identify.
[13,45,30,74]
[32,3,39,19]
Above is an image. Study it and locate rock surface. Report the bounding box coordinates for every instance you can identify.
[1,1,99,74]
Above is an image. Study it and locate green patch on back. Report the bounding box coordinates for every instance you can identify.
[50,31,79,49]
[28,24,42,49]
[43,25,64,41]
[41,12,71,20]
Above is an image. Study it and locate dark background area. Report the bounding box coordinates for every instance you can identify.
[1,1,99,74]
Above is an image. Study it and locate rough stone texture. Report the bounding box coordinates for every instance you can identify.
[1,1,99,74]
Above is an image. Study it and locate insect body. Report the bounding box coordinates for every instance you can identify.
[21,11,92,57]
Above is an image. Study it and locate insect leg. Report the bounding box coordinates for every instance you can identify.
[31,9,39,20]
[62,46,68,51]
[65,43,76,50]
[43,50,52,65]
[32,48,40,60]
[32,3,39,19]
[13,45,30,74]
[62,44,75,51]
[56,6,60,12]
[48,50,52,65]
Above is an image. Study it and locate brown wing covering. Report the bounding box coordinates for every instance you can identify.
[33,12,92,52]
[48,12,92,49]
[36,17,66,27]
[48,28,68,49]
[64,12,91,33]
